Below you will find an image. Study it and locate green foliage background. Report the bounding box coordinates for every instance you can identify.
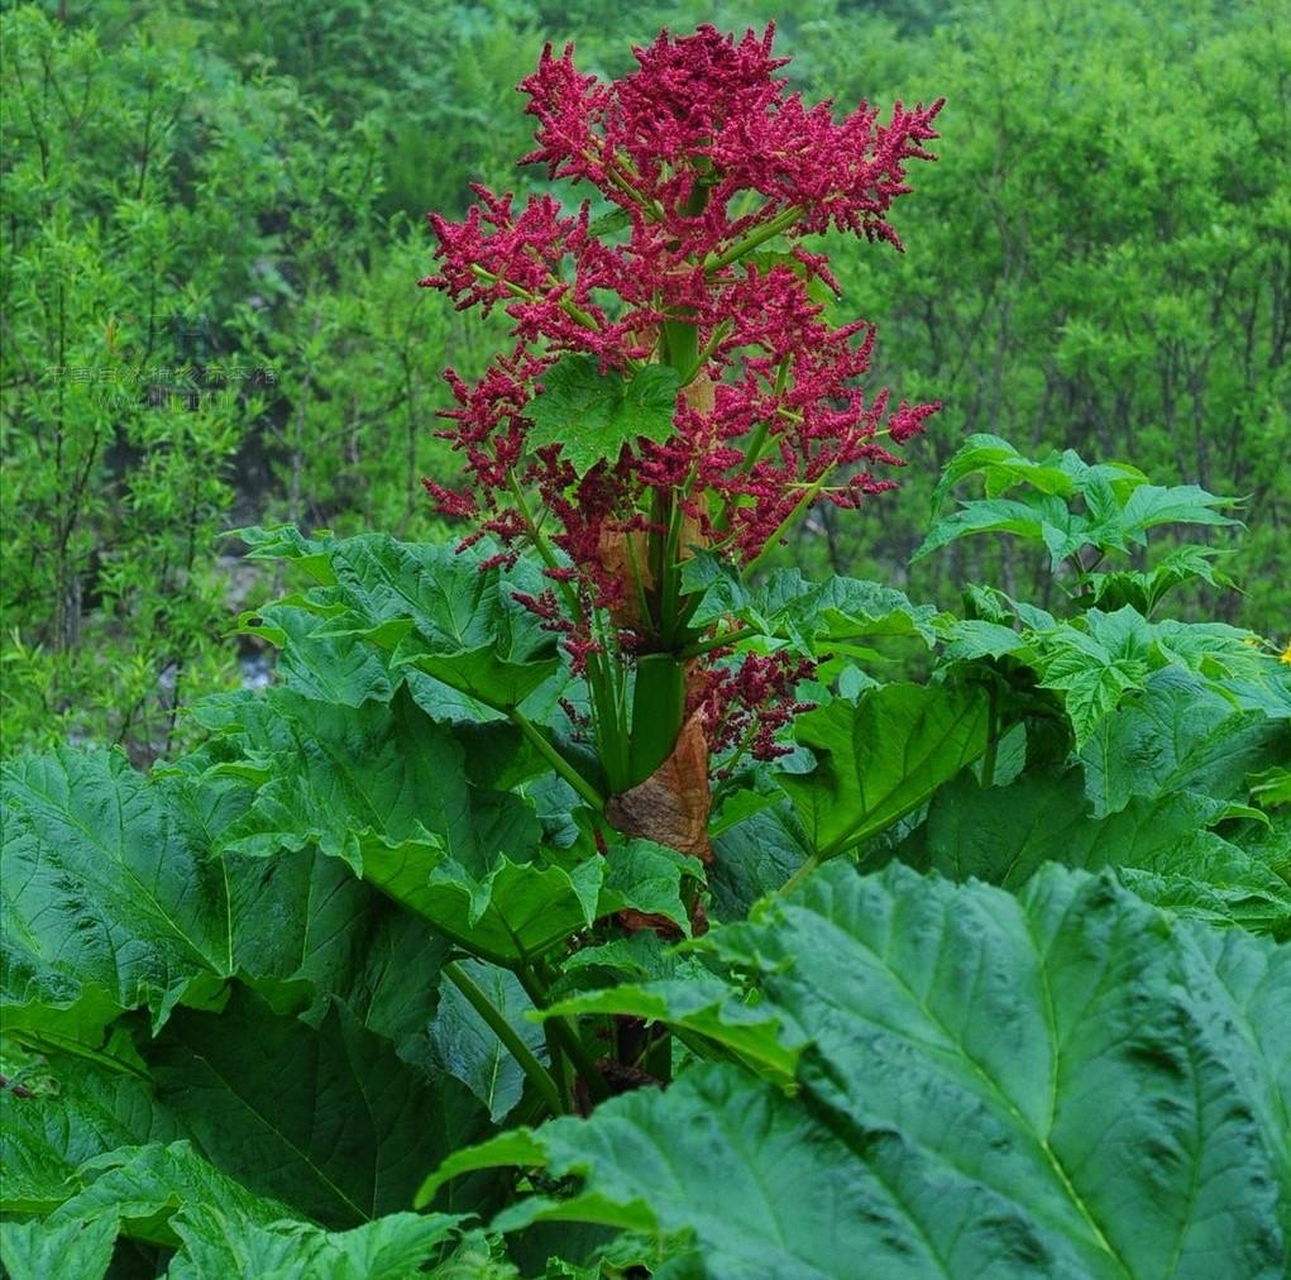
[2,0,1286,759]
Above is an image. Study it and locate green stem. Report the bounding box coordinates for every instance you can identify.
[704,205,802,273]
[714,358,789,535]
[473,264,599,332]
[544,1031,572,1113]
[681,320,730,384]
[507,470,581,621]
[443,961,564,1116]
[678,625,758,659]
[779,851,821,897]
[582,145,661,220]
[712,716,764,783]
[518,965,610,1102]
[980,684,999,788]
[505,471,629,794]
[739,419,771,474]
[508,708,605,813]
[742,463,840,579]
[587,620,631,793]
[550,1014,610,1103]
[659,494,687,642]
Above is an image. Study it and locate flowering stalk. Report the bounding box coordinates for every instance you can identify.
[421,24,943,848]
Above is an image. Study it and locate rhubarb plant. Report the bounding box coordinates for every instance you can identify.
[416,22,944,858]
[3,24,1289,1280]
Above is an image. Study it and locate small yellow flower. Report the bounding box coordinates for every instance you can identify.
[1280,641,1291,666]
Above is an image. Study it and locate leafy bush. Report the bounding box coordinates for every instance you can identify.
[3,446,1287,1272]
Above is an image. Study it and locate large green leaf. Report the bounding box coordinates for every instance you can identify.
[359,844,598,967]
[682,555,938,654]
[0,1052,187,1218]
[916,435,1238,569]
[355,830,700,967]
[1078,669,1287,815]
[709,799,810,920]
[223,846,451,1061]
[421,863,1291,1277]
[539,975,801,1083]
[147,987,488,1226]
[914,492,1093,568]
[425,1065,896,1275]
[1015,607,1276,747]
[780,683,989,856]
[232,524,336,584]
[1,748,234,1038]
[594,838,705,936]
[1119,483,1242,537]
[216,688,538,877]
[48,1140,292,1247]
[1031,607,1153,745]
[717,862,1291,1270]
[250,534,561,711]
[895,768,1291,936]
[526,355,681,477]
[239,604,399,708]
[167,1208,463,1280]
[1,735,461,1052]
[4,1136,463,1280]
[1082,544,1237,614]
[927,434,1112,507]
[0,1213,118,1280]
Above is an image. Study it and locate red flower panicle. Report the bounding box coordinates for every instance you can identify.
[690,650,819,768]
[421,23,942,757]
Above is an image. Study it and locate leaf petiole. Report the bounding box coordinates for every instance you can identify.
[508,708,606,814]
[442,960,564,1117]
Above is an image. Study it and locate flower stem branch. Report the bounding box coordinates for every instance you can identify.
[704,205,802,273]
[679,625,759,658]
[518,963,610,1103]
[742,462,840,578]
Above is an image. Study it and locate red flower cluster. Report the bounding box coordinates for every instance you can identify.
[689,650,819,767]
[423,24,941,555]
[520,24,940,246]
[420,23,942,760]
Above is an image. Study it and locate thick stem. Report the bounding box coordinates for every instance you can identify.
[980,683,999,789]
[626,653,687,787]
[543,1030,572,1113]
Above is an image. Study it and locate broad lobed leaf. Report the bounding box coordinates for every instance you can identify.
[1,748,236,1039]
[526,355,683,479]
[917,434,1240,569]
[422,862,1291,1278]
[780,682,989,857]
